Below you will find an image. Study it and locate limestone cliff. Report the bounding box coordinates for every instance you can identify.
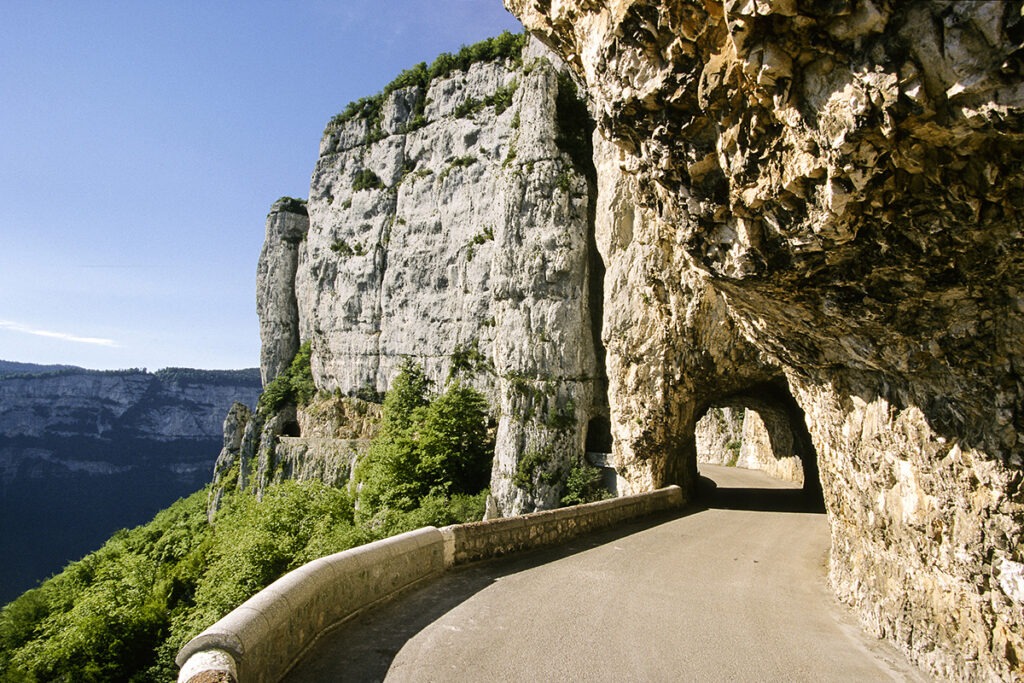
[0,366,261,445]
[257,197,309,386]
[695,402,807,485]
[506,0,1024,679]
[256,36,608,514]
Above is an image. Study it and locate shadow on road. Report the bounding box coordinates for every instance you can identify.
[697,475,826,514]
[282,508,693,682]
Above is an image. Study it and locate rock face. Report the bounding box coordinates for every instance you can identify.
[207,394,382,517]
[0,367,262,444]
[257,37,607,514]
[695,402,805,485]
[0,365,262,604]
[505,0,1023,679]
[257,198,309,386]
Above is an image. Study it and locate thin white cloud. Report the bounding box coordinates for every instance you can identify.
[0,320,119,348]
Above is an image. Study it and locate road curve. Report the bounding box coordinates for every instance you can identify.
[285,465,926,682]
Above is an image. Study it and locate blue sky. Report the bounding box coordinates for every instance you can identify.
[0,1,522,371]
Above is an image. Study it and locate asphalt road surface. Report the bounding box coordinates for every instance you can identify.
[284,465,927,682]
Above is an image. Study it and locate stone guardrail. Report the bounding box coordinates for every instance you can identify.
[176,486,683,682]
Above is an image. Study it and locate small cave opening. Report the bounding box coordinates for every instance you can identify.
[693,381,823,513]
[585,415,613,453]
[281,420,301,438]
[583,415,617,494]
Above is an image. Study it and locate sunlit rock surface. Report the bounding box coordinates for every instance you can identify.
[506,0,1023,678]
[256,38,606,514]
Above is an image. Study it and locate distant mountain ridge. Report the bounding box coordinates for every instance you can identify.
[0,362,262,603]
[0,359,259,383]
[0,360,81,376]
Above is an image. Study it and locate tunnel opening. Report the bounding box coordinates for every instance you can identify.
[694,380,823,513]
[281,420,301,438]
[583,416,617,494]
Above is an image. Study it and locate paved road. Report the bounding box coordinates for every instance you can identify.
[285,465,927,682]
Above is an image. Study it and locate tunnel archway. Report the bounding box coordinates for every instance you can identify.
[693,380,823,511]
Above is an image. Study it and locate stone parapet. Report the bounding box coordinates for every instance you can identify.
[176,526,444,683]
[176,487,682,682]
[441,485,683,566]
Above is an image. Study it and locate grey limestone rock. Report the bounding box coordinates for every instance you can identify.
[256,198,309,386]
[278,37,605,514]
[507,0,1024,678]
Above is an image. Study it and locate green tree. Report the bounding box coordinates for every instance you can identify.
[417,382,492,496]
[560,461,613,506]
[380,357,432,433]
[0,362,496,682]
[355,361,493,518]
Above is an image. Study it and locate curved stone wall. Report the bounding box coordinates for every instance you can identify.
[176,486,683,682]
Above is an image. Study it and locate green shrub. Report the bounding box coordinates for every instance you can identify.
[726,440,741,466]
[330,240,367,258]
[416,383,492,496]
[428,31,527,81]
[355,360,494,518]
[439,155,476,182]
[0,489,211,682]
[448,339,492,378]
[1,348,501,680]
[453,81,518,119]
[490,81,517,115]
[0,469,487,681]
[257,342,316,414]
[556,170,573,193]
[545,398,576,431]
[324,32,527,139]
[274,196,308,216]
[560,462,613,506]
[514,447,560,490]
[352,169,384,192]
[503,142,518,168]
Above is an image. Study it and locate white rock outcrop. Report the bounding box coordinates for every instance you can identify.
[257,198,309,386]
[257,38,606,513]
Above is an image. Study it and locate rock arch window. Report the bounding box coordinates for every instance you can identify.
[694,381,821,503]
[584,415,617,493]
[584,415,612,454]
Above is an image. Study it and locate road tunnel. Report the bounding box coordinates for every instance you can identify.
[693,380,823,512]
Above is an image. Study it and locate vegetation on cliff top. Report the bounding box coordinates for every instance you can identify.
[324,30,528,136]
[0,359,492,681]
[273,196,308,216]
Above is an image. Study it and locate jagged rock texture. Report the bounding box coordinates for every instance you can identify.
[257,198,309,386]
[207,394,383,518]
[258,39,607,514]
[695,403,804,484]
[506,0,1023,679]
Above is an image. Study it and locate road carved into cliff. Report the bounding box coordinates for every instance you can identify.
[286,465,925,682]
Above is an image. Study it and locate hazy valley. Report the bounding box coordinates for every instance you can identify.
[0,361,261,603]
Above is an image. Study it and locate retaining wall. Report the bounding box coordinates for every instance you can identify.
[440,485,683,565]
[176,486,682,682]
[175,527,444,683]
